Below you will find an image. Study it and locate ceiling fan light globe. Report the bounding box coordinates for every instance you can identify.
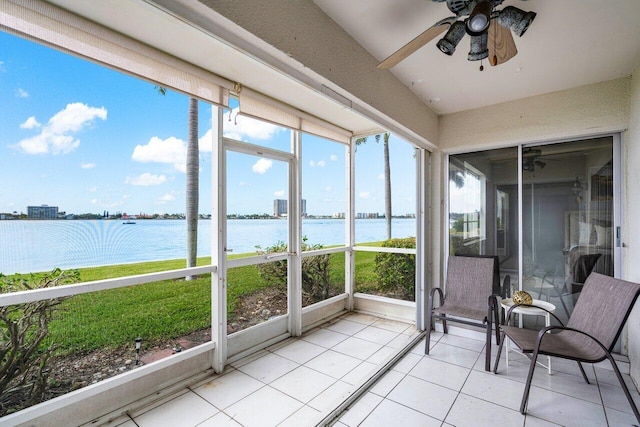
[468,14,489,33]
[468,32,488,61]
[437,21,466,56]
[498,6,536,37]
[466,0,492,35]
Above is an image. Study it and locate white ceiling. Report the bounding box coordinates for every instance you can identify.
[314,0,640,115]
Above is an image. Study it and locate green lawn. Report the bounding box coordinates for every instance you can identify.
[44,250,381,354]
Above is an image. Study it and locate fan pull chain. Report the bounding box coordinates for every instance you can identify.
[480,59,484,72]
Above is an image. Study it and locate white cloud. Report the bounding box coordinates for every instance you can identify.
[309,159,326,167]
[16,103,107,155]
[125,173,167,186]
[274,190,285,197]
[20,116,41,129]
[377,173,385,180]
[252,158,272,174]
[359,191,371,199]
[325,186,333,192]
[330,155,338,161]
[238,181,250,187]
[89,186,98,192]
[81,162,96,169]
[198,128,213,152]
[223,108,284,141]
[155,191,178,205]
[15,88,29,98]
[132,136,187,172]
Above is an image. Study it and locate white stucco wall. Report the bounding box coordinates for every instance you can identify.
[439,78,631,151]
[625,67,640,386]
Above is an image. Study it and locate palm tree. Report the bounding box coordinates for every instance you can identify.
[156,87,199,277]
[185,97,199,277]
[355,133,392,239]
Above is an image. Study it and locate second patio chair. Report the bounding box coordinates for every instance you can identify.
[493,272,640,422]
[425,255,501,371]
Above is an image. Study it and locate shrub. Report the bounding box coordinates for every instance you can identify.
[256,237,332,305]
[374,237,416,300]
[0,268,78,414]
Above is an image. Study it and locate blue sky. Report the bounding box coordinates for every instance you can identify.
[1,31,417,217]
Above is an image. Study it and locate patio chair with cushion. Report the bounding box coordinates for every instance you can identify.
[425,255,501,371]
[493,272,640,421]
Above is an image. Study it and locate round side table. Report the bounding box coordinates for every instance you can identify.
[501,298,556,374]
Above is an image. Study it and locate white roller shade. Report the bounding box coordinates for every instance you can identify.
[0,0,232,107]
[239,88,352,144]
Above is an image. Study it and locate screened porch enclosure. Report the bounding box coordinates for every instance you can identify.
[0,1,428,422]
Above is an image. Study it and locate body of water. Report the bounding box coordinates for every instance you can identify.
[0,218,415,274]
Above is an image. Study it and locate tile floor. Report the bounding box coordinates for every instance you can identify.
[106,313,640,427]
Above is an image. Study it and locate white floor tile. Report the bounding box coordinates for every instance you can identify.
[338,392,384,427]
[438,333,486,352]
[341,361,377,385]
[598,381,640,414]
[273,339,327,364]
[385,333,416,350]
[236,352,299,383]
[526,386,608,427]
[360,398,441,427]
[445,394,525,427]
[594,366,637,390]
[277,405,320,427]
[603,405,639,426]
[366,345,397,365]
[193,370,264,409]
[387,375,458,420]
[134,391,218,427]
[225,386,303,427]
[370,370,405,397]
[305,349,362,379]
[428,342,482,369]
[372,318,411,333]
[391,352,422,374]
[523,415,562,426]
[333,336,383,360]
[460,369,526,411]
[196,412,242,426]
[271,366,336,403]
[343,312,380,325]
[302,328,349,348]
[531,369,602,405]
[354,325,399,345]
[409,357,471,391]
[325,319,368,336]
[307,380,353,412]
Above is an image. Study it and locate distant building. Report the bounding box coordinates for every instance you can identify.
[273,199,307,217]
[27,205,58,219]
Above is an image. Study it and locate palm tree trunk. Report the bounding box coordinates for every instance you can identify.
[383,133,392,239]
[186,97,199,277]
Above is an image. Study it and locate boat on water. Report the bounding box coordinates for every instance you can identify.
[122,220,136,224]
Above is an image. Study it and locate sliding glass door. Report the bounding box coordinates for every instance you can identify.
[522,137,615,322]
[448,136,618,324]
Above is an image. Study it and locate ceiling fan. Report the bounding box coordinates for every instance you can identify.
[522,148,545,172]
[377,0,536,70]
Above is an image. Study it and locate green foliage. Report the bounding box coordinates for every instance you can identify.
[373,238,416,300]
[255,238,333,305]
[0,269,78,414]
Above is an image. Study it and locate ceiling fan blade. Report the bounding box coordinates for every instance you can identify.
[377,17,455,69]
[488,21,517,66]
